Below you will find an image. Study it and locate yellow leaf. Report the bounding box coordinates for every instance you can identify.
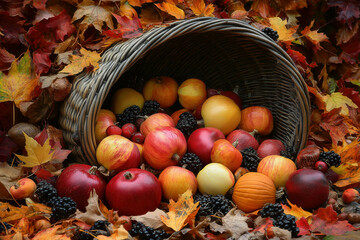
[60,48,101,75]
[186,0,215,17]
[301,20,329,51]
[282,201,312,221]
[160,189,199,231]
[97,225,129,240]
[72,0,114,32]
[269,17,299,43]
[323,92,358,116]
[0,51,39,108]
[15,133,54,168]
[155,1,185,19]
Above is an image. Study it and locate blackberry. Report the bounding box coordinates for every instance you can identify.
[194,194,233,217]
[35,181,58,205]
[178,153,203,174]
[258,203,284,219]
[280,145,297,161]
[319,151,341,168]
[116,105,141,127]
[262,27,279,41]
[91,220,110,231]
[141,100,160,116]
[176,112,197,137]
[129,222,168,240]
[273,214,299,238]
[77,230,94,240]
[240,147,260,172]
[50,197,77,222]
[0,222,11,234]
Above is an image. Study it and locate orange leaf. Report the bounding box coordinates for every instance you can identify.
[97,225,129,240]
[251,0,277,18]
[282,201,312,220]
[160,189,199,232]
[128,0,157,7]
[269,17,299,44]
[155,1,185,19]
[186,0,215,17]
[14,217,32,235]
[301,20,329,51]
[0,51,39,108]
[60,48,101,75]
[32,225,71,240]
[310,205,355,235]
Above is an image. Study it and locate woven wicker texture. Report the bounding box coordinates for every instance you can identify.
[59,17,310,166]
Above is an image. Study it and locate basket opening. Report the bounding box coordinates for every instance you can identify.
[102,30,302,149]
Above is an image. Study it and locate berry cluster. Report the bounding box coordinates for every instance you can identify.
[240,147,260,172]
[261,27,279,41]
[116,105,141,127]
[141,100,160,116]
[280,145,297,161]
[35,181,77,222]
[178,153,203,174]
[194,194,233,217]
[319,151,341,168]
[129,222,168,240]
[259,203,299,237]
[77,220,110,240]
[176,112,197,137]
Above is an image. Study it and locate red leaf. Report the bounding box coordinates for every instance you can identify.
[286,49,309,74]
[338,32,360,64]
[0,101,13,131]
[0,48,16,71]
[0,130,19,163]
[339,86,360,108]
[310,205,355,235]
[327,0,360,27]
[33,167,53,180]
[0,11,26,46]
[103,14,142,39]
[33,50,52,75]
[34,128,48,146]
[252,217,274,234]
[319,108,349,145]
[296,217,311,236]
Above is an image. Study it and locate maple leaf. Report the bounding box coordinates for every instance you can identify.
[310,205,355,235]
[155,1,185,19]
[32,225,71,240]
[296,217,311,236]
[15,132,54,168]
[339,86,360,109]
[327,0,360,27]
[72,0,114,32]
[160,189,200,231]
[186,0,215,17]
[269,17,299,44]
[301,20,329,51]
[0,51,39,108]
[0,11,26,47]
[323,92,358,116]
[128,0,157,7]
[119,1,138,19]
[103,14,142,39]
[282,202,312,220]
[60,48,101,75]
[336,21,359,45]
[97,225,129,240]
[0,48,15,71]
[250,0,277,18]
[0,130,19,163]
[273,0,307,11]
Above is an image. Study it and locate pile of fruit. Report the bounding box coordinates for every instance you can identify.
[7,76,357,239]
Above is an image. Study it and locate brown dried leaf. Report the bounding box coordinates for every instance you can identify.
[40,73,70,89]
[97,225,131,240]
[26,91,54,124]
[74,190,107,224]
[336,21,359,45]
[56,51,73,65]
[271,226,292,239]
[222,208,249,239]
[0,162,23,200]
[54,36,75,54]
[131,208,167,229]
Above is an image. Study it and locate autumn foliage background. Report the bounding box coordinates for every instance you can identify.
[0,0,360,239]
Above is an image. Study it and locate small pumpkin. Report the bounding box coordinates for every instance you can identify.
[232,172,276,213]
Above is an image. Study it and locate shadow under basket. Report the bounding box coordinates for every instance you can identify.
[59,17,311,166]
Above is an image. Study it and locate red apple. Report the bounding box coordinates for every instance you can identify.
[193,104,203,120]
[10,177,36,199]
[140,113,175,137]
[158,166,197,201]
[143,127,187,170]
[142,76,178,108]
[122,123,137,139]
[187,127,225,165]
[314,161,328,173]
[178,78,207,110]
[221,91,242,109]
[56,164,107,212]
[211,139,243,172]
[106,125,122,136]
[239,106,274,136]
[95,109,116,144]
[226,129,259,151]
[106,168,162,216]
[257,139,285,159]
[96,135,140,173]
[342,188,359,204]
[207,88,222,98]
[131,132,145,144]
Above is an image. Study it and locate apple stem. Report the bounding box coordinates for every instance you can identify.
[232,140,239,148]
[172,153,180,162]
[124,172,133,180]
[88,166,98,175]
[196,119,205,127]
[156,76,163,84]
[249,129,259,137]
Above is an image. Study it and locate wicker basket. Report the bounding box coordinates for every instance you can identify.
[59,17,310,166]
